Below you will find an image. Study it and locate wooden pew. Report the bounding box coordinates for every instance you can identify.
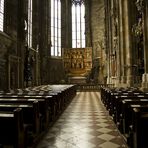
[0,84,76,148]
[0,108,24,148]
[0,101,40,135]
[0,84,76,122]
[0,90,69,120]
[129,105,148,148]
[110,95,148,123]
[100,87,148,148]
[0,84,76,108]
[109,92,143,114]
[0,97,50,130]
[120,99,148,135]
[101,87,143,112]
[0,91,59,117]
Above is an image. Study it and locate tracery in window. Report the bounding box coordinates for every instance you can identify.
[51,0,61,57]
[0,0,4,31]
[72,0,85,48]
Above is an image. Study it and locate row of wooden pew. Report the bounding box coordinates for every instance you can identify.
[0,84,76,148]
[101,86,148,148]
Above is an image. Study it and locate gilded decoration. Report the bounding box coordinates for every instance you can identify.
[132,0,144,40]
[63,47,92,77]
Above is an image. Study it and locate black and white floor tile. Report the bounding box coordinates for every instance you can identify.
[36,92,128,148]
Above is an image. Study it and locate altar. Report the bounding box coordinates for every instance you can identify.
[68,76,87,84]
[62,47,92,79]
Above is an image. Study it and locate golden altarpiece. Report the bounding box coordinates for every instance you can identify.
[62,47,92,83]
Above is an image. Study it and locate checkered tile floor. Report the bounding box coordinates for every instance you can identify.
[36,92,128,148]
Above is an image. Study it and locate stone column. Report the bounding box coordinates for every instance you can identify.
[119,0,126,85]
[85,0,92,47]
[107,0,112,84]
[61,0,71,48]
[110,1,116,84]
[115,0,120,85]
[142,1,148,90]
[123,0,133,86]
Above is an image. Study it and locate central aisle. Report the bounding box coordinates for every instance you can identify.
[36,92,128,148]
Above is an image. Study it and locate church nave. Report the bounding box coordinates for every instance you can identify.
[36,92,128,148]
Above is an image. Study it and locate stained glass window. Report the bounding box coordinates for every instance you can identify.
[72,0,85,48]
[51,0,61,56]
[28,0,32,47]
[0,0,4,31]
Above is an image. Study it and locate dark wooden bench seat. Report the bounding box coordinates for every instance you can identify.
[0,101,40,134]
[110,95,148,122]
[119,99,148,134]
[128,105,148,148]
[100,87,143,111]
[0,108,24,148]
[0,84,76,148]
[0,91,68,120]
[0,97,50,130]
[100,87,148,148]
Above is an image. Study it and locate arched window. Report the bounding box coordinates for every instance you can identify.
[51,0,61,57]
[0,0,4,31]
[72,0,85,48]
[28,0,32,47]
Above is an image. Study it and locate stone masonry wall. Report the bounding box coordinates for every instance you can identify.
[91,0,106,83]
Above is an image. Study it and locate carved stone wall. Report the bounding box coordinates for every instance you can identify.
[104,0,148,88]
[91,0,106,83]
[0,33,10,90]
[0,0,17,90]
[48,58,65,84]
[0,0,51,90]
[1,0,147,88]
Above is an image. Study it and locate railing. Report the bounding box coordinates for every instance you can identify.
[77,84,114,91]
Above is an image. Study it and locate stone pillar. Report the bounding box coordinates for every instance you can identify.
[142,1,148,90]
[110,1,115,84]
[119,0,126,85]
[123,0,133,86]
[114,0,120,86]
[85,0,92,47]
[38,0,50,84]
[106,0,112,84]
[61,0,72,48]
[104,0,109,84]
